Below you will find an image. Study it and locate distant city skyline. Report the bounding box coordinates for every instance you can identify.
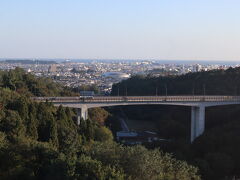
[1,0,240,61]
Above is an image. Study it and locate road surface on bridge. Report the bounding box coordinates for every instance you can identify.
[32,95,240,104]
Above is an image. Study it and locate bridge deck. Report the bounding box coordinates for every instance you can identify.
[32,96,240,103]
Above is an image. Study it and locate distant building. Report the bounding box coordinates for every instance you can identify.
[102,72,130,79]
[116,131,161,145]
[48,64,57,73]
[80,91,95,96]
[193,64,202,72]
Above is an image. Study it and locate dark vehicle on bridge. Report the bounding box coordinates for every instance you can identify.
[79,96,94,102]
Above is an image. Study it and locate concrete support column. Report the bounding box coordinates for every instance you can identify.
[77,106,88,125]
[77,108,81,125]
[191,106,205,142]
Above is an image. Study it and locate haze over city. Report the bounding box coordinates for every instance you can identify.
[1,0,240,61]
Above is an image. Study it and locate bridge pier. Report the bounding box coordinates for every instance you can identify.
[191,106,205,142]
[77,107,88,125]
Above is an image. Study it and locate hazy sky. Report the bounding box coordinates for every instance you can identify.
[0,0,240,60]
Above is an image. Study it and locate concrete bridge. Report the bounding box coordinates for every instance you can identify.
[32,95,240,142]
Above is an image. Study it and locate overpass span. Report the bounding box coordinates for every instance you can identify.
[32,96,240,142]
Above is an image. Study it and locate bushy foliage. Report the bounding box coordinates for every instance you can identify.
[89,107,109,125]
[89,142,200,180]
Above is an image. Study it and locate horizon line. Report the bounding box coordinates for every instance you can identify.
[1,58,240,62]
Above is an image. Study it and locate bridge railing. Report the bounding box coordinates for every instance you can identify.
[31,95,240,103]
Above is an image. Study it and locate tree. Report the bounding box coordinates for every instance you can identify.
[88,107,109,125]
[27,111,38,140]
[75,155,125,180]
[58,126,81,155]
[0,132,7,148]
[89,142,200,180]
[86,119,94,141]
[49,118,59,148]
[0,138,68,180]
[94,126,113,142]
[6,96,29,123]
[37,103,58,144]
[56,105,68,126]
[0,110,25,138]
[2,73,16,91]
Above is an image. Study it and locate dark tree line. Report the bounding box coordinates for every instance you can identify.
[112,67,240,96]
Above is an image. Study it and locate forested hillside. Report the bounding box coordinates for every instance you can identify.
[112,67,240,96]
[0,67,76,97]
[112,67,240,179]
[0,68,200,180]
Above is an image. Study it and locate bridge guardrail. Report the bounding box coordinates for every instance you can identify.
[31,96,240,103]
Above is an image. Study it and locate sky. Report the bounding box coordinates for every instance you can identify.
[0,0,240,61]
